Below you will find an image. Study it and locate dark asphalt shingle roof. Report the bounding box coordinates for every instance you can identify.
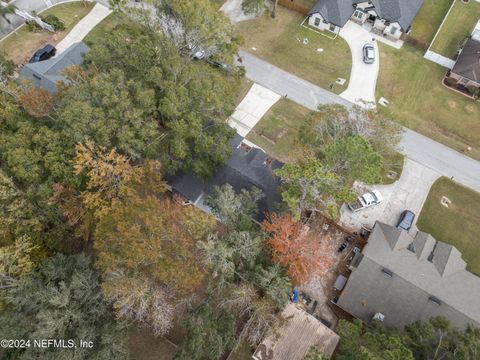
[308,0,424,30]
[452,38,480,84]
[167,135,283,221]
[337,222,480,330]
[18,42,89,93]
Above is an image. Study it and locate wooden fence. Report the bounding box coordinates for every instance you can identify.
[277,0,310,15]
[400,33,430,51]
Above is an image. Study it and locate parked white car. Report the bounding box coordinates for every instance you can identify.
[348,190,383,212]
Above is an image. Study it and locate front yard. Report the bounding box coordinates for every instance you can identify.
[376,44,480,160]
[430,0,480,58]
[0,1,94,64]
[409,0,453,45]
[235,7,351,94]
[417,177,480,277]
[247,98,404,184]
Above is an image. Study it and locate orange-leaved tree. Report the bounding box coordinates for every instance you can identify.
[263,213,335,284]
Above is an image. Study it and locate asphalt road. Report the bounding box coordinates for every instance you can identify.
[239,50,480,193]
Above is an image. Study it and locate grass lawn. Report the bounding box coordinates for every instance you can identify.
[247,98,405,184]
[0,1,94,65]
[235,7,351,94]
[128,327,177,360]
[417,177,480,276]
[376,43,480,160]
[409,0,453,44]
[247,98,311,162]
[84,13,121,46]
[430,0,480,58]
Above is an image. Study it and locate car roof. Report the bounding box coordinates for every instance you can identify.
[43,44,55,51]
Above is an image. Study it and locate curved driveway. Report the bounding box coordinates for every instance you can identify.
[339,21,379,107]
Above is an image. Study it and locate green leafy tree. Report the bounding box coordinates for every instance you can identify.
[303,346,324,360]
[155,0,240,60]
[242,0,265,15]
[85,25,241,178]
[0,52,15,84]
[254,264,292,308]
[336,319,414,360]
[405,316,480,360]
[175,301,236,360]
[58,69,159,160]
[0,254,128,360]
[206,183,264,231]
[275,158,356,219]
[323,135,384,185]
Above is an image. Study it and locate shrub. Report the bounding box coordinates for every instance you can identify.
[40,14,65,31]
[25,20,41,32]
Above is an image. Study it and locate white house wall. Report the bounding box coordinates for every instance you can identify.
[308,13,340,34]
[383,22,402,39]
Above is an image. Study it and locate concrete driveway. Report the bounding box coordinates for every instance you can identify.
[55,3,111,54]
[228,83,281,137]
[339,21,379,106]
[340,158,441,232]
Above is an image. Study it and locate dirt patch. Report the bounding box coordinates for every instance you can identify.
[297,216,365,327]
[447,100,457,109]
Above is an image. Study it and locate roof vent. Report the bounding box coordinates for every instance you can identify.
[381,268,393,278]
[372,313,385,322]
[429,296,442,306]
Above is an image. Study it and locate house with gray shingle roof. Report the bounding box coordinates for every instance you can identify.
[448,29,480,92]
[335,222,480,330]
[308,0,424,39]
[18,42,89,93]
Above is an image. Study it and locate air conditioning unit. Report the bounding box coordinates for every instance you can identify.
[372,313,385,322]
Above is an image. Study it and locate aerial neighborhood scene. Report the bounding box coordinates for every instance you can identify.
[2,0,480,358]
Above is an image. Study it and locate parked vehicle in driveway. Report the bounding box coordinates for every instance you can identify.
[348,190,383,212]
[363,43,375,64]
[397,210,415,231]
[29,44,56,63]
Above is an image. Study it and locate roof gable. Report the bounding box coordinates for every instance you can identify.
[452,38,480,84]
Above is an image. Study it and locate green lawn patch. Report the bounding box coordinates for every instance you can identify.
[84,13,120,46]
[0,1,94,65]
[247,98,312,162]
[235,7,351,94]
[409,0,453,44]
[376,43,480,160]
[417,177,480,276]
[247,98,404,185]
[430,0,480,58]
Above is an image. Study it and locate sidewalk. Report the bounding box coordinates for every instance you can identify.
[55,2,111,54]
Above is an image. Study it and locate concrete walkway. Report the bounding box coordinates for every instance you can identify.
[55,3,111,54]
[339,21,380,106]
[228,83,281,137]
[424,50,455,69]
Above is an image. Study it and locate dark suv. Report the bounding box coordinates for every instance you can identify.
[29,44,56,63]
[397,210,415,231]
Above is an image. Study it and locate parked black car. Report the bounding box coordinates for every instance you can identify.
[29,44,56,63]
[397,210,415,231]
[338,242,348,253]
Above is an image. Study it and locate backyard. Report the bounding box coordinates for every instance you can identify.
[409,0,453,45]
[0,1,94,64]
[417,177,480,276]
[235,6,351,94]
[376,43,480,160]
[430,0,480,58]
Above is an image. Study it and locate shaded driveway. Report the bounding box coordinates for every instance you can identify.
[339,21,379,106]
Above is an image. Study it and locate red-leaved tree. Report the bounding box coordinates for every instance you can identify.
[263,213,335,284]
